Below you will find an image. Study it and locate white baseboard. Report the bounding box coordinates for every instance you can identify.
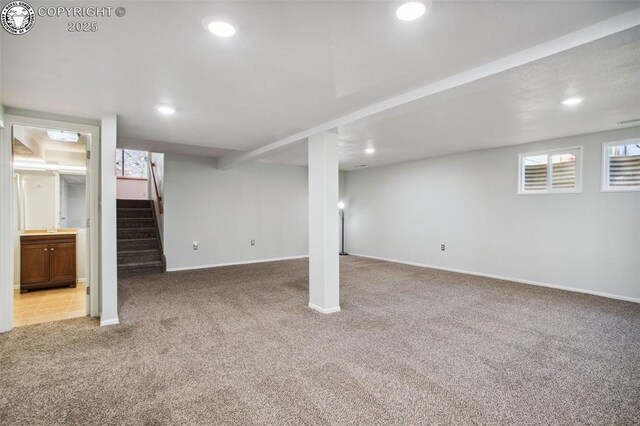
[308,303,341,314]
[351,253,640,304]
[100,317,120,326]
[166,255,308,272]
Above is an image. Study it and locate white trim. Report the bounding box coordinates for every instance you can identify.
[601,138,640,192]
[0,114,101,333]
[0,123,11,333]
[100,318,120,326]
[166,255,309,272]
[218,8,640,169]
[308,303,341,314]
[351,253,640,304]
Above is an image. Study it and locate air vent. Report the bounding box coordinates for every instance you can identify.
[618,118,640,125]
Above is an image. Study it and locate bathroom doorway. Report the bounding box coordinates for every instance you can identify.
[2,116,100,329]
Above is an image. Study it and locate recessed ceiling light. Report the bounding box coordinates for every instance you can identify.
[206,20,237,37]
[395,1,427,21]
[365,147,375,154]
[156,105,175,115]
[561,97,584,106]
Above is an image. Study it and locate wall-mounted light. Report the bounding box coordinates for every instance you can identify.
[13,162,86,173]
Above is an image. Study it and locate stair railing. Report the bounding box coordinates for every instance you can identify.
[150,161,163,214]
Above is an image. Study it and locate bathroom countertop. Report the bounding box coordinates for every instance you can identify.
[21,229,78,237]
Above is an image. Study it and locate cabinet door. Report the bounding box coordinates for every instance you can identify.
[49,243,76,282]
[21,244,50,284]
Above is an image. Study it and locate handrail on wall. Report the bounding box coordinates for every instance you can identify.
[150,161,163,214]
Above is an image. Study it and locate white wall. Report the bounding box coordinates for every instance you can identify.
[164,154,308,270]
[65,181,86,228]
[12,175,20,289]
[116,178,148,199]
[59,177,68,227]
[344,126,640,301]
[22,172,57,229]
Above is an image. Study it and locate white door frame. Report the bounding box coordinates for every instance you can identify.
[0,114,101,332]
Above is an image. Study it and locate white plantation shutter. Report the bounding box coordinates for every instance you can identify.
[609,155,640,188]
[520,148,581,194]
[551,154,576,189]
[524,163,547,191]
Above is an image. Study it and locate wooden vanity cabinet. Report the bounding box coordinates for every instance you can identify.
[20,234,76,293]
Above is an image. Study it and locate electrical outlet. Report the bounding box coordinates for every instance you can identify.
[441,244,445,251]
[251,240,255,246]
[193,241,198,250]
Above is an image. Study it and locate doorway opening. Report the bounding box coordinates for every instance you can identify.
[11,124,91,326]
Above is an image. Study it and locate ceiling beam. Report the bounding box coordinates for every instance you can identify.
[217,7,640,170]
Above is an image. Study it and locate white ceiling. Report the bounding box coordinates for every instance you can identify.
[3,1,639,164]
[13,125,88,166]
[262,26,640,169]
[1,1,639,168]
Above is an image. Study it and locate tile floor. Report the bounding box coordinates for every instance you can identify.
[13,283,87,327]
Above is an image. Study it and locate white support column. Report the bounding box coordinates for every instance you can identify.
[308,132,340,314]
[100,114,119,326]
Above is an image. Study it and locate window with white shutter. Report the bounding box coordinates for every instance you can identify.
[602,140,640,192]
[518,147,582,194]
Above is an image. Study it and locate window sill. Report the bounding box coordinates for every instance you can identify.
[601,187,640,193]
[517,190,582,195]
[116,176,148,181]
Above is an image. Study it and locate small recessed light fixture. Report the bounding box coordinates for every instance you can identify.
[395,1,428,21]
[156,105,175,115]
[338,201,345,210]
[206,19,237,38]
[561,97,584,106]
[365,147,375,154]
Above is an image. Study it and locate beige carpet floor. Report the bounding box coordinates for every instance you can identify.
[1,256,639,425]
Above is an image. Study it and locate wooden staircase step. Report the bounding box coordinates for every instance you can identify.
[117,238,159,251]
[118,249,161,264]
[117,260,163,277]
[117,208,153,218]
